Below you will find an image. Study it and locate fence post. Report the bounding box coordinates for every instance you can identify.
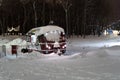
[2,45,6,56]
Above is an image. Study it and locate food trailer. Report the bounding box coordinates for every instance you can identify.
[21,25,66,55]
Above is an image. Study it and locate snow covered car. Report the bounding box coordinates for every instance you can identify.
[21,25,66,55]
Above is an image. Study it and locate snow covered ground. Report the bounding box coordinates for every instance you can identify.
[1,34,120,80]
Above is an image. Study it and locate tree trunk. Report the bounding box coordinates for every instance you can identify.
[42,1,45,25]
[2,18,5,36]
[83,8,86,38]
[65,9,69,38]
[83,0,87,38]
[0,19,2,35]
[22,6,27,35]
[33,1,37,27]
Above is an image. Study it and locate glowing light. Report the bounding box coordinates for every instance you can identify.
[46,44,51,49]
[103,30,119,36]
[62,44,66,48]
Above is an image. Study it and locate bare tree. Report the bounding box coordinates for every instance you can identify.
[20,0,29,34]
[31,0,42,27]
[32,0,37,27]
[0,1,1,23]
[57,0,72,37]
[0,0,2,6]
[0,0,5,36]
[42,1,45,25]
[46,0,56,23]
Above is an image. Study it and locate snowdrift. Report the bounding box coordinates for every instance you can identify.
[4,38,27,48]
[1,35,120,80]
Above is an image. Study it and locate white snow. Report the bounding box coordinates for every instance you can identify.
[27,25,64,36]
[1,34,120,80]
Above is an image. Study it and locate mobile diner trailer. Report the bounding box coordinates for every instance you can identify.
[21,25,66,55]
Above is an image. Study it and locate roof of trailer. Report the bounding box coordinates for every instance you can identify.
[27,25,65,36]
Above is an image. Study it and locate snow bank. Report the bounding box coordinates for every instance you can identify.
[0,39,9,46]
[4,38,27,48]
[86,49,109,58]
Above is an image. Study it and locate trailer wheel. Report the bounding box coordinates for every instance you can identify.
[58,53,62,56]
[21,48,33,53]
[62,50,66,54]
[21,48,28,53]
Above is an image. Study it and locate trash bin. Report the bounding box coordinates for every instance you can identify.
[11,45,18,56]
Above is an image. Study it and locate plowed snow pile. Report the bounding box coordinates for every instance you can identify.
[5,38,27,48]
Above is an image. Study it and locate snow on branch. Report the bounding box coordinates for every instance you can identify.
[7,25,20,32]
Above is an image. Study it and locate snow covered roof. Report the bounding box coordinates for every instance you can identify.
[27,25,65,37]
